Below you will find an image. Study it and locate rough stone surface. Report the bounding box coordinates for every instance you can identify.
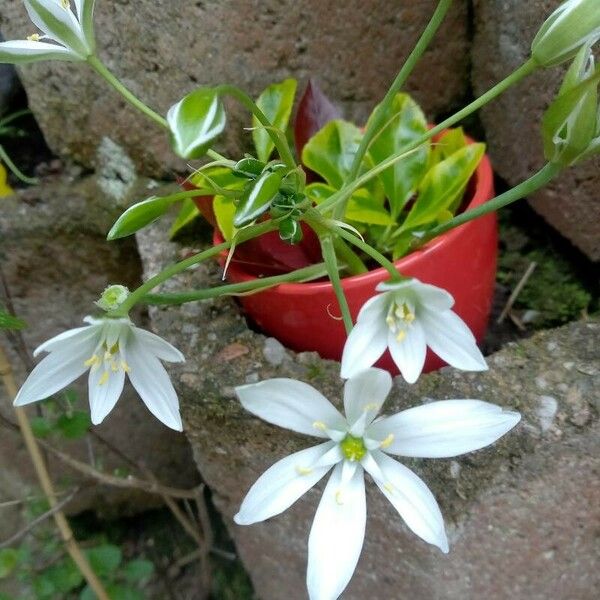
[0,174,199,534]
[138,220,599,600]
[0,1,469,176]
[472,0,600,260]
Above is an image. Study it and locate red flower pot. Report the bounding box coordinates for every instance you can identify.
[205,151,497,375]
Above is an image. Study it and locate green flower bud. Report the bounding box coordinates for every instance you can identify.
[541,44,600,166]
[532,0,600,68]
[95,285,130,312]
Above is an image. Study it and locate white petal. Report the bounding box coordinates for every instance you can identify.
[0,40,76,63]
[340,317,388,379]
[235,379,346,438]
[131,327,185,362]
[33,324,101,357]
[420,309,488,372]
[355,292,389,323]
[307,463,366,600]
[14,340,96,406]
[88,366,125,425]
[343,368,392,427]
[377,278,454,311]
[367,400,521,458]
[123,338,182,431]
[387,321,426,384]
[365,450,448,553]
[234,442,338,525]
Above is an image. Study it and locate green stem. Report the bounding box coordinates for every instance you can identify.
[320,234,354,334]
[333,238,369,275]
[87,56,169,130]
[215,85,296,169]
[413,162,562,247]
[320,58,539,216]
[110,220,278,316]
[144,262,329,305]
[0,144,38,185]
[343,0,453,187]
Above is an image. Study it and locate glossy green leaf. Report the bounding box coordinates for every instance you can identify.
[167,88,226,159]
[56,411,91,440]
[253,79,297,163]
[279,218,303,244]
[0,307,26,330]
[233,171,282,228]
[401,143,485,232]
[107,196,172,240]
[232,157,265,179]
[123,559,154,584]
[190,165,241,191]
[169,199,200,238]
[213,195,237,241]
[429,127,468,166]
[86,544,122,578]
[302,120,362,188]
[366,93,429,216]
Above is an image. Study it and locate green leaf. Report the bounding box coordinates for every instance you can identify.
[233,171,282,228]
[213,195,237,241]
[167,88,226,159]
[123,559,154,584]
[45,560,84,593]
[107,584,144,600]
[253,79,297,163]
[402,143,485,232]
[366,93,429,216]
[30,416,54,438]
[429,127,468,165]
[107,196,172,240]
[0,308,26,330]
[56,411,91,440]
[86,544,122,578]
[0,549,19,579]
[190,165,241,191]
[169,198,200,238]
[302,120,363,188]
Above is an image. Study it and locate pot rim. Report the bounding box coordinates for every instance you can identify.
[216,149,494,296]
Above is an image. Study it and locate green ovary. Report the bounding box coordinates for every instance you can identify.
[340,435,367,462]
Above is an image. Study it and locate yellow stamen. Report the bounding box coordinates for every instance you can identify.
[110,361,119,372]
[98,371,110,386]
[60,0,70,9]
[335,490,344,505]
[384,482,395,495]
[84,354,100,367]
[104,350,113,361]
[296,466,313,476]
[396,330,407,343]
[312,421,327,431]
[379,434,394,449]
[121,361,131,373]
[363,402,379,412]
[27,33,41,42]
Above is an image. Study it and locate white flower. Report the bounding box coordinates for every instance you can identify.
[14,316,185,431]
[0,1,96,65]
[341,278,488,383]
[235,368,521,600]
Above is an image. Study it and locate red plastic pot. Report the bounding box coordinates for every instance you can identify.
[197,152,497,376]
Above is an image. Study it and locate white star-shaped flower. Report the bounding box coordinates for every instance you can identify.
[341,278,488,382]
[0,1,96,65]
[235,368,521,600]
[14,316,185,430]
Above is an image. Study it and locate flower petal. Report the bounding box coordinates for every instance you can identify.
[420,308,488,372]
[33,323,100,357]
[340,317,388,379]
[377,278,454,310]
[307,463,366,600]
[0,40,77,64]
[14,341,96,406]
[387,320,426,384]
[88,365,125,425]
[365,450,448,553]
[234,441,338,525]
[236,379,346,438]
[131,327,185,363]
[123,338,182,431]
[343,368,392,429]
[367,400,521,458]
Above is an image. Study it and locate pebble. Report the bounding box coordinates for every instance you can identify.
[263,337,287,366]
[536,396,558,432]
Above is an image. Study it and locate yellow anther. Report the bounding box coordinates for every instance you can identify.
[104,350,113,361]
[111,361,119,372]
[312,421,327,431]
[121,361,131,373]
[335,490,344,505]
[60,0,70,9]
[98,371,110,386]
[379,434,394,449]
[84,354,100,367]
[386,315,395,328]
[383,482,395,495]
[396,330,407,343]
[363,402,379,412]
[27,33,41,42]
[296,466,313,476]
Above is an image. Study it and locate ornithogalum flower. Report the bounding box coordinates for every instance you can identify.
[235,368,521,600]
[0,1,96,65]
[341,278,487,382]
[14,316,185,430]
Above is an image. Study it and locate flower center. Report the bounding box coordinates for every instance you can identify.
[84,341,130,385]
[340,435,366,462]
[385,300,415,342]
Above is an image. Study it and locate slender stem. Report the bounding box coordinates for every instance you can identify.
[319,234,353,334]
[320,58,539,215]
[87,56,169,130]
[0,347,110,600]
[413,162,562,247]
[332,238,369,275]
[144,262,329,305]
[215,85,296,169]
[0,145,38,185]
[344,0,453,184]
[111,220,278,316]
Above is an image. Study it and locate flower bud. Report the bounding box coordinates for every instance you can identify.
[95,284,130,312]
[541,43,600,166]
[532,0,600,67]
